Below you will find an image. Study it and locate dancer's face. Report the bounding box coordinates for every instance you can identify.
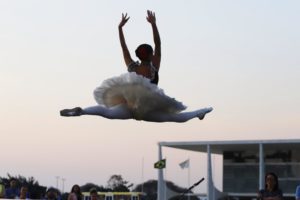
[147,53,154,61]
[136,45,153,62]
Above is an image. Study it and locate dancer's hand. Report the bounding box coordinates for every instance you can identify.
[146,10,156,24]
[119,13,130,28]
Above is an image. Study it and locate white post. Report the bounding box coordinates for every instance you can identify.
[61,178,65,193]
[259,143,265,190]
[157,144,165,200]
[55,176,60,189]
[207,144,213,200]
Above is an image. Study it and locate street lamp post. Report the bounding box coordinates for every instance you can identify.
[61,178,66,193]
[55,176,60,189]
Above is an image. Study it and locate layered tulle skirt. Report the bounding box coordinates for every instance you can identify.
[93,72,186,120]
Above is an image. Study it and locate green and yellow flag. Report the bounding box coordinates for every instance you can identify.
[154,159,166,169]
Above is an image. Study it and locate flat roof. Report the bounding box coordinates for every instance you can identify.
[159,139,300,154]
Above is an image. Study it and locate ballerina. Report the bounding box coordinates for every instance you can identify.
[60,10,213,122]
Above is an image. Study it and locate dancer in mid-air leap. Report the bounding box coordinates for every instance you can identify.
[60,10,212,122]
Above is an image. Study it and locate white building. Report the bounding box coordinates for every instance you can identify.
[157,139,300,200]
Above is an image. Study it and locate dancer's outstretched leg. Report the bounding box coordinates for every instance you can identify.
[60,104,132,119]
[143,107,213,123]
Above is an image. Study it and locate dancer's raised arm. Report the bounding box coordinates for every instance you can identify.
[119,13,133,66]
[147,10,161,70]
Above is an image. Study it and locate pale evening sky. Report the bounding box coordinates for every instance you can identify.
[0,0,299,193]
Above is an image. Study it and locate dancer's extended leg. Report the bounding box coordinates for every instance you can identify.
[61,104,132,119]
[143,107,213,123]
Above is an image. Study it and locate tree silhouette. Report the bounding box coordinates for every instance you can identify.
[80,183,111,192]
[107,175,130,192]
[0,174,47,199]
[133,179,199,200]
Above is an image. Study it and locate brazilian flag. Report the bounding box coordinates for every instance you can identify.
[154,159,166,169]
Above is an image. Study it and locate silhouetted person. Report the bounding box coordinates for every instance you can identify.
[5,178,20,199]
[89,188,99,200]
[258,172,283,200]
[19,185,29,199]
[70,185,82,200]
[296,185,300,200]
[45,187,60,200]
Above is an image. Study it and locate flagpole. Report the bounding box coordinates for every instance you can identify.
[141,157,144,193]
[157,144,165,200]
[188,158,190,200]
[179,178,205,200]
[164,167,167,200]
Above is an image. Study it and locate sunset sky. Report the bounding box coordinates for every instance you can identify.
[1,0,299,194]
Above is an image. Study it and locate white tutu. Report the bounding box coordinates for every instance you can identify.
[94,72,186,120]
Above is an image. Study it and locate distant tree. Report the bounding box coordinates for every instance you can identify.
[133,179,198,200]
[80,183,111,192]
[0,174,47,199]
[25,176,47,199]
[107,175,130,192]
[133,180,157,200]
[0,176,11,188]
